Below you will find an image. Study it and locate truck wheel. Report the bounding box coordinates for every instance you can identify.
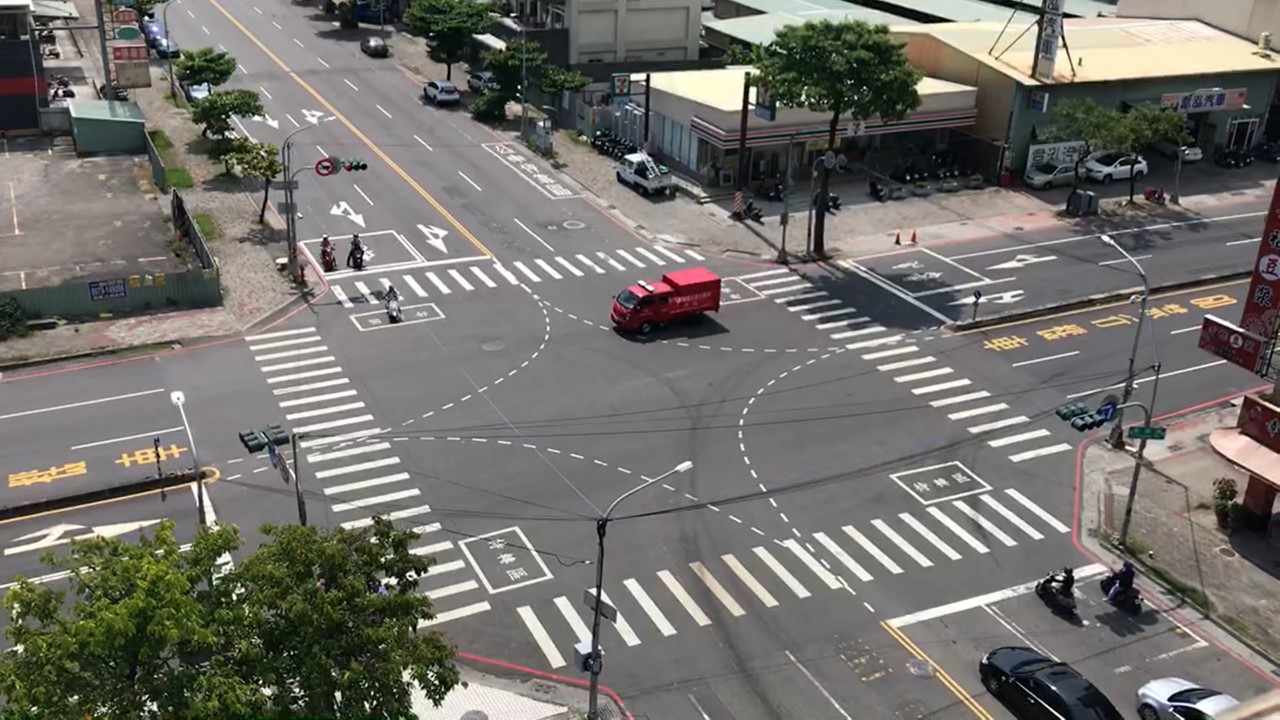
[639,322,654,335]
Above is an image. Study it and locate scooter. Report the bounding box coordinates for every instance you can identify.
[1034,572,1078,615]
[1143,186,1167,205]
[348,247,365,271]
[385,296,403,323]
[1099,574,1143,614]
[321,245,337,272]
[741,199,764,223]
[869,179,887,203]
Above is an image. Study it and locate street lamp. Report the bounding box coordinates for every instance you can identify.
[170,390,207,527]
[280,117,336,282]
[1100,234,1151,448]
[162,2,177,100]
[585,459,693,720]
[518,25,528,140]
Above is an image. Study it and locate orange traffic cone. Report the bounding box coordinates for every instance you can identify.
[894,231,901,246]
[909,230,918,245]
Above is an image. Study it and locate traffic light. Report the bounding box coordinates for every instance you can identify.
[265,423,290,446]
[1054,403,1107,432]
[1055,403,1090,422]
[239,429,268,453]
[340,157,368,172]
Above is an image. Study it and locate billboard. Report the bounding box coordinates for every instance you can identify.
[1033,0,1065,83]
[1240,394,1280,453]
[1199,314,1269,374]
[1239,181,1280,341]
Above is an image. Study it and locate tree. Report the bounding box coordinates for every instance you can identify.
[483,39,547,100]
[745,20,922,257]
[1039,97,1114,192]
[404,0,491,81]
[0,518,461,719]
[172,46,237,88]
[219,137,284,221]
[337,0,358,29]
[1112,103,1191,202]
[190,88,263,138]
[539,65,589,98]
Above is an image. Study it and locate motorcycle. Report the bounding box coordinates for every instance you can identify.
[1143,186,1167,205]
[1099,573,1143,613]
[868,178,888,203]
[741,199,764,223]
[321,245,337,272]
[385,296,403,323]
[1034,572,1078,615]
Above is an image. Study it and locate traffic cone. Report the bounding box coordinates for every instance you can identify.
[894,231,901,246]
[909,230,918,245]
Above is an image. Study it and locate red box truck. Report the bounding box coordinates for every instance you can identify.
[611,267,722,334]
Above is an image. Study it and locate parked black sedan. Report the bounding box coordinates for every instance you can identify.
[979,646,1124,720]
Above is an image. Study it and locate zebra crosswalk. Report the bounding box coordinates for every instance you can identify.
[243,325,490,626]
[326,245,707,308]
[513,487,1069,669]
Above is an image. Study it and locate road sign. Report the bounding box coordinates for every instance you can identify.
[1095,400,1118,422]
[611,74,631,97]
[315,157,336,177]
[583,588,617,622]
[1127,425,1167,441]
[973,289,983,302]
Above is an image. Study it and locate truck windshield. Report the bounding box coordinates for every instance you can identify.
[616,289,642,309]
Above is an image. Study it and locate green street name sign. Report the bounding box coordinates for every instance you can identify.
[1127,425,1167,441]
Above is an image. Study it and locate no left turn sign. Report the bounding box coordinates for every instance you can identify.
[315,157,336,177]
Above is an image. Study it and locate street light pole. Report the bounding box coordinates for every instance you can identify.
[586,460,693,720]
[279,118,334,283]
[162,2,177,99]
[518,26,528,140]
[170,391,206,527]
[1101,234,1151,448]
[1116,398,1156,548]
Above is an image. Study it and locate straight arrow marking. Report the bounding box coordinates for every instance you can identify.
[330,201,366,228]
[417,223,449,254]
[987,254,1057,271]
[949,290,1025,306]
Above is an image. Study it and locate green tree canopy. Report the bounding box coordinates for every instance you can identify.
[217,137,284,221]
[539,65,590,97]
[172,46,238,88]
[745,20,922,255]
[1042,98,1191,199]
[190,88,263,138]
[483,39,547,99]
[404,0,492,80]
[0,518,460,719]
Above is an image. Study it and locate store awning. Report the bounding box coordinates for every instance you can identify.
[1210,428,1280,488]
[32,0,78,18]
[689,108,979,150]
[472,33,505,51]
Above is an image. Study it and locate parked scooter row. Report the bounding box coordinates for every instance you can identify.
[1034,563,1143,618]
[589,130,639,159]
[1215,147,1255,168]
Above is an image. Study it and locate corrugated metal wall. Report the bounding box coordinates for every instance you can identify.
[2,268,223,319]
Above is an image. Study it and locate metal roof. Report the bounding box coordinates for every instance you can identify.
[869,0,1025,22]
[705,5,916,46]
[1005,0,1118,19]
[69,100,146,122]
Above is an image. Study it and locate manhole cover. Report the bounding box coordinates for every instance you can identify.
[481,341,505,351]
[1217,546,1238,559]
[905,659,935,678]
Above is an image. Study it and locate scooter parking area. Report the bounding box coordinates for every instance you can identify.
[885,564,1271,719]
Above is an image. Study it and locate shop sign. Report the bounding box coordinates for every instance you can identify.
[755,81,776,122]
[1024,140,1086,174]
[87,278,127,301]
[1239,182,1280,340]
[1032,0,1064,83]
[112,60,153,89]
[1198,314,1269,374]
[112,7,139,24]
[1240,394,1280,454]
[1160,88,1247,114]
[111,44,148,62]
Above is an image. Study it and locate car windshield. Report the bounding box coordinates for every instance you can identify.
[438,82,456,92]
[616,289,642,310]
[1034,163,1062,175]
[1169,688,1220,705]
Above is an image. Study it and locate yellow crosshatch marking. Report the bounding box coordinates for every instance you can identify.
[8,461,88,488]
[115,444,188,468]
[983,335,1028,351]
[1190,294,1237,310]
[1091,313,1137,328]
[1037,324,1088,341]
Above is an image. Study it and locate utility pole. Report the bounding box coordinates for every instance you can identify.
[731,72,751,221]
[283,140,298,282]
[1101,235,1151,448]
[291,432,307,526]
[92,0,111,94]
[642,73,652,150]
[1116,399,1156,547]
[778,132,796,263]
[519,26,528,140]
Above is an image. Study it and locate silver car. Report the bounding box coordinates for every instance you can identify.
[1024,161,1080,189]
[1137,677,1239,720]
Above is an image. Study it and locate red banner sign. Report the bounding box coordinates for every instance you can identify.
[1199,314,1269,374]
[111,44,149,62]
[1241,394,1280,454]
[1239,181,1280,340]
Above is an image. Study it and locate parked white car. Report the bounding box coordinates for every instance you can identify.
[423,80,460,106]
[1085,152,1149,183]
[1153,141,1203,162]
[1024,161,1082,189]
[1137,678,1239,720]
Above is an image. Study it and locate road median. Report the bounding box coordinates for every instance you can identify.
[949,271,1252,332]
[0,468,207,523]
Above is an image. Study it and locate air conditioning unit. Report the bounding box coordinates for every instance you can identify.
[1259,31,1272,51]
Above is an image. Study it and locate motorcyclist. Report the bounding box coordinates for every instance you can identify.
[1107,560,1135,602]
[1054,566,1074,596]
[384,283,400,304]
[320,234,335,269]
[347,233,364,269]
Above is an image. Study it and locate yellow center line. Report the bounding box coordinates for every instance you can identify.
[880,620,994,720]
[203,0,492,258]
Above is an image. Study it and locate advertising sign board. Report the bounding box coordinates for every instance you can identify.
[1199,314,1269,374]
[113,60,153,89]
[1240,394,1280,454]
[1238,182,1280,341]
[1033,0,1065,83]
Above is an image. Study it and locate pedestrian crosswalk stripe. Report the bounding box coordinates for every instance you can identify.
[813,531,873,582]
[519,606,567,669]
[403,274,429,296]
[844,335,904,350]
[929,390,991,407]
[313,456,401,479]
[306,442,390,463]
[894,367,953,383]
[781,539,841,589]
[980,494,1044,540]
[250,336,320,351]
[332,285,353,307]
[379,277,393,291]
[284,401,366,421]
[634,247,666,265]
[623,578,677,636]
[654,245,685,263]
[967,416,1029,434]
[616,249,645,268]
[353,281,375,304]
[278,389,359,408]
[721,554,778,607]
[685,248,706,260]
[657,570,712,625]
[815,316,870,330]
[831,325,886,339]
[753,546,811,598]
[760,283,811,295]
[802,307,860,321]
[690,561,745,616]
[842,525,904,574]
[952,500,1017,547]
[597,251,627,271]
[554,596,592,643]
[331,487,419,512]
[862,345,917,360]
[266,367,343,384]
[737,267,790,279]
[576,254,606,274]
[409,523,441,535]
[245,326,318,341]
[260,355,336,373]
[341,504,432,529]
[493,263,521,284]
[926,506,989,553]
[777,291,828,303]
[447,268,474,291]
[898,513,962,561]
[426,272,451,294]
[912,379,971,395]
[871,519,933,568]
[877,356,935,372]
[555,256,585,277]
[947,403,1009,420]
[300,426,383,448]
[411,540,453,557]
[1004,489,1071,533]
[323,471,411,495]
[513,261,541,282]
[787,298,840,312]
[1008,443,1073,463]
[424,559,466,577]
[419,601,492,627]
[254,344,330,362]
[596,589,641,646]
[534,258,563,280]
[754,275,803,288]
[427,579,477,598]
[470,265,498,288]
[293,414,375,434]
[988,428,1052,447]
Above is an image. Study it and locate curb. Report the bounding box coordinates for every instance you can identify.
[0,341,178,373]
[456,652,634,720]
[0,468,205,522]
[950,271,1252,332]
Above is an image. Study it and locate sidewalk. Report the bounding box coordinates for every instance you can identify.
[415,655,629,720]
[1079,395,1280,663]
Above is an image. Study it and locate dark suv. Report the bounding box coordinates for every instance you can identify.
[980,647,1124,720]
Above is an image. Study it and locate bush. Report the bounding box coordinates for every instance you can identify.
[469,92,509,124]
[0,295,28,341]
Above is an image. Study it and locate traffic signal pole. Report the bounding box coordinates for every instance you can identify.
[291,432,307,527]
[1115,399,1154,549]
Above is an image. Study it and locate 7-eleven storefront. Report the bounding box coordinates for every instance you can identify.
[640,67,978,188]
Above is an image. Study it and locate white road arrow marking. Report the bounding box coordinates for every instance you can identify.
[5,519,164,556]
[249,114,279,129]
[950,289,1025,306]
[417,223,449,254]
[987,254,1057,271]
[300,109,327,125]
[892,260,923,270]
[330,201,366,228]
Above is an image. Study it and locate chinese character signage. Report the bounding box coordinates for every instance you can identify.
[1240,394,1280,454]
[1238,182,1280,341]
[1025,140,1087,174]
[1032,0,1065,83]
[754,81,776,122]
[111,44,149,62]
[1198,314,1269,374]
[1160,88,1248,114]
[87,278,127,301]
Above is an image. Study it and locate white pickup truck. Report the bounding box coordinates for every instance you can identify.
[616,152,676,197]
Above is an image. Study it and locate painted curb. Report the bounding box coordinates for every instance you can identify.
[0,468,205,523]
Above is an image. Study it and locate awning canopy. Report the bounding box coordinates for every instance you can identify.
[32,0,78,18]
[1210,428,1280,488]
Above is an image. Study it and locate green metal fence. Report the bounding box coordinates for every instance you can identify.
[2,267,222,320]
[145,131,168,193]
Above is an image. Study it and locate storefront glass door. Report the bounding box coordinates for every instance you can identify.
[1228,117,1259,150]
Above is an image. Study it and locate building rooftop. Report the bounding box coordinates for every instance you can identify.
[648,64,972,111]
[705,4,916,46]
[0,0,32,10]
[869,0,1029,23]
[1005,0,1118,19]
[894,17,1280,85]
[68,100,146,122]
